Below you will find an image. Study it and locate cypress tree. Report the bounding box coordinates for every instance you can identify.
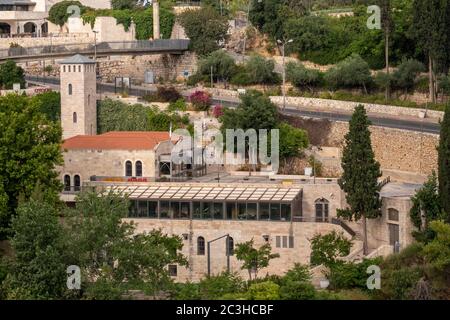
[438,104,450,219]
[338,105,382,255]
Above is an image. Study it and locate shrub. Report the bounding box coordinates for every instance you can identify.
[246,281,280,300]
[198,272,245,300]
[189,90,212,111]
[167,99,187,112]
[245,55,280,85]
[197,50,237,83]
[310,231,352,268]
[279,280,316,300]
[286,62,322,91]
[156,86,182,103]
[212,104,224,118]
[324,54,372,92]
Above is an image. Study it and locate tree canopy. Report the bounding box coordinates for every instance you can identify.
[0,60,25,90]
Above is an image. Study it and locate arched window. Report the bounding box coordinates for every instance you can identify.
[73,112,77,123]
[136,161,143,177]
[68,83,72,95]
[315,198,329,222]
[226,236,234,256]
[87,94,90,106]
[63,175,71,192]
[197,236,205,255]
[125,161,132,177]
[74,175,81,192]
[388,208,399,221]
[78,65,81,72]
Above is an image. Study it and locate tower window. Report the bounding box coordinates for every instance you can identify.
[136,161,143,177]
[68,66,71,72]
[68,84,72,95]
[78,65,81,72]
[63,66,66,72]
[63,175,71,192]
[74,175,81,192]
[125,161,132,177]
[197,236,205,255]
[73,112,77,123]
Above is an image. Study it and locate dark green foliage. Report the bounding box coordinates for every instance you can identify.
[2,199,67,299]
[310,231,352,268]
[178,6,229,56]
[337,105,382,253]
[198,272,244,300]
[197,50,237,83]
[438,104,450,218]
[48,1,88,27]
[286,61,322,92]
[324,54,372,92]
[97,98,190,133]
[32,91,61,122]
[235,239,280,280]
[155,86,182,103]
[279,281,316,300]
[111,0,138,10]
[410,172,444,239]
[0,95,63,239]
[0,60,25,90]
[278,123,309,158]
[327,258,382,291]
[391,59,426,92]
[246,281,280,300]
[245,55,280,85]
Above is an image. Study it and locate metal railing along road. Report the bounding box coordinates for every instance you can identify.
[0,39,190,59]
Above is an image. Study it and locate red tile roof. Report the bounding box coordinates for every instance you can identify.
[63,131,171,150]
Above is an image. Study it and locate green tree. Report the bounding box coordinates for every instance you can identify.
[178,6,229,56]
[0,60,25,90]
[2,199,67,299]
[286,61,322,92]
[197,50,237,83]
[338,105,382,254]
[245,55,279,85]
[197,272,244,299]
[391,59,426,93]
[410,172,444,241]
[32,91,61,122]
[438,104,450,218]
[310,230,352,268]
[234,239,279,280]
[411,0,450,103]
[0,95,63,239]
[324,54,372,93]
[278,123,309,159]
[111,0,137,10]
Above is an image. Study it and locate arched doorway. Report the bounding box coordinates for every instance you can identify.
[315,198,329,222]
[0,23,11,37]
[23,22,37,36]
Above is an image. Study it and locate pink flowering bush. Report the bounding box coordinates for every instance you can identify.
[189,90,212,111]
[212,104,224,118]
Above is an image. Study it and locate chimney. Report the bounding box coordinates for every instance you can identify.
[153,0,160,40]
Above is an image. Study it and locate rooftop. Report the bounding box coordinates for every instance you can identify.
[63,131,171,151]
[104,184,302,202]
[59,54,96,65]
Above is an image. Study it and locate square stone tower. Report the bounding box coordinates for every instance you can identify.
[59,54,97,140]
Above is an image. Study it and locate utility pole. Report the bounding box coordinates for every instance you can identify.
[277,39,293,110]
[207,234,231,277]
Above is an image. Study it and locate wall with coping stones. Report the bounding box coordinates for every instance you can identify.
[0,33,92,50]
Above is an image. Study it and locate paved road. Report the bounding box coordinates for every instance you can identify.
[26,76,441,134]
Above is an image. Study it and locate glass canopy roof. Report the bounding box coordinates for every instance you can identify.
[104,185,302,203]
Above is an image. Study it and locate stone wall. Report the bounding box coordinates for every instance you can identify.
[124,218,348,282]
[0,33,92,49]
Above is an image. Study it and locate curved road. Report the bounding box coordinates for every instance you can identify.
[26,76,441,134]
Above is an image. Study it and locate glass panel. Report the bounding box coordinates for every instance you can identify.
[213,203,223,220]
[388,209,399,221]
[259,203,270,220]
[315,203,323,221]
[180,202,190,219]
[247,203,257,220]
[276,236,281,248]
[226,203,236,220]
[137,201,148,218]
[282,236,288,248]
[193,202,202,219]
[281,204,291,222]
[171,202,181,219]
[289,236,294,248]
[238,203,247,220]
[148,201,158,218]
[160,201,170,219]
[270,203,281,221]
[202,202,212,219]
[129,200,137,217]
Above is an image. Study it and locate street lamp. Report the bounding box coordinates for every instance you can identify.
[207,234,231,277]
[277,38,293,110]
[93,30,99,61]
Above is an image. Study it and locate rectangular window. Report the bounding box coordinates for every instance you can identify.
[171,202,181,219]
[180,202,190,219]
[259,203,270,220]
[128,200,137,217]
[137,201,148,218]
[168,265,177,277]
[270,203,281,221]
[238,203,247,220]
[247,203,257,220]
[160,201,170,219]
[193,202,202,219]
[282,236,288,248]
[388,209,399,221]
[213,203,223,220]
[226,203,236,220]
[281,204,291,222]
[289,236,294,248]
[148,201,158,218]
[276,236,281,248]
